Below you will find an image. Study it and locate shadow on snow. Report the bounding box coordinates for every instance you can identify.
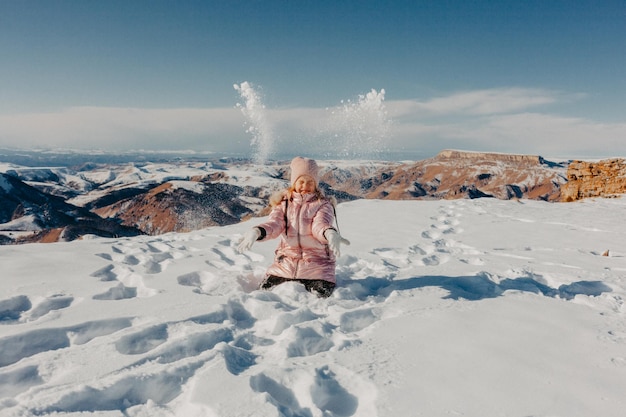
[339,272,612,302]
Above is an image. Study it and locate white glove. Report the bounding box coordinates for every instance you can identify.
[237,228,261,253]
[325,229,348,258]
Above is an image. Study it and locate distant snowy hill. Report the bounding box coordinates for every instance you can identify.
[0,172,142,243]
[0,150,571,244]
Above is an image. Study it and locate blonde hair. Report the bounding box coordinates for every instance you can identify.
[269,186,326,207]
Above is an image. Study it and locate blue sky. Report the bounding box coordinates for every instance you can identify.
[0,0,624,160]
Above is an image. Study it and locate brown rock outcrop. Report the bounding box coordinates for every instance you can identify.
[93,181,255,235]
[560,158,626,201]
[436,149,543,164]
[322,150,567,202]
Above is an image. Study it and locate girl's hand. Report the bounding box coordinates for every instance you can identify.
[325,229,345,258]
[237,228,261,253]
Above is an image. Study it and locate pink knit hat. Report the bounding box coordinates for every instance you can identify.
[290,157,319,186]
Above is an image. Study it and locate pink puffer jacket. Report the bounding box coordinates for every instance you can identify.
[256,192,336,283]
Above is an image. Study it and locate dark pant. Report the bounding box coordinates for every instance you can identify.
[260,275,336,298]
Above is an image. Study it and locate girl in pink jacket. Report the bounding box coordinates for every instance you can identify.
[237,157,346,298]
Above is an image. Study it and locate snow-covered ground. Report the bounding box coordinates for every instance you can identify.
[1,197,625,417]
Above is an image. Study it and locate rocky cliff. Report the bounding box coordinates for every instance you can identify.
[560,158,626,201]
[322,150,567,201]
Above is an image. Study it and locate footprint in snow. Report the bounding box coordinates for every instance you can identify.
[90,262,158,299]
[106,240,176,275]
[460,257,485,266]
[422,254,446,266]
[114,323,169,355]
[408,244,428,256]
[178,271,232,296]
[0,365,43,399]
[338,308,379,333]
[285,326,335,358]
[421,230,442,240]
[0,295,31,322]
[40,362,204,415]
[0,318,132,367]
[271,307,321,336]
[250,365,360,417]
[371,248,411,269]
[111,306,257,374]
[0,294,73,324]
[311,366,359,416]
[125,328,236,367]
[90,264,119,282]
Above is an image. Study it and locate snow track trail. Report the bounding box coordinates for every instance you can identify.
[0,198,625,416]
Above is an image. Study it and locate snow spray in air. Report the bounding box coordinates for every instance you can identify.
[327,88,391,159]
[234,81,274,164]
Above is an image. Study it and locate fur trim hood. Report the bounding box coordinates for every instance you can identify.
[269,189,337,208]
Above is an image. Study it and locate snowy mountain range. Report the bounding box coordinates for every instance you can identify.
[1,150,573,244]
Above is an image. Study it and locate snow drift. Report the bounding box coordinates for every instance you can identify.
[0,195,625,416]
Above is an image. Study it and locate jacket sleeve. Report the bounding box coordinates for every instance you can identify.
[311,200,336,244]
[256,201,287,241]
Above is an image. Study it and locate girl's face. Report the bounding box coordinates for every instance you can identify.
[294,175,316,194]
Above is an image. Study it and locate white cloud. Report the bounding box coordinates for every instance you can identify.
[382,88,625,159]
[465,113,626,157]
[0,88,623,160]
[388,87,578,118]
[425,88,561,115]
[384,112,626,159]
[0,107,248,151]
